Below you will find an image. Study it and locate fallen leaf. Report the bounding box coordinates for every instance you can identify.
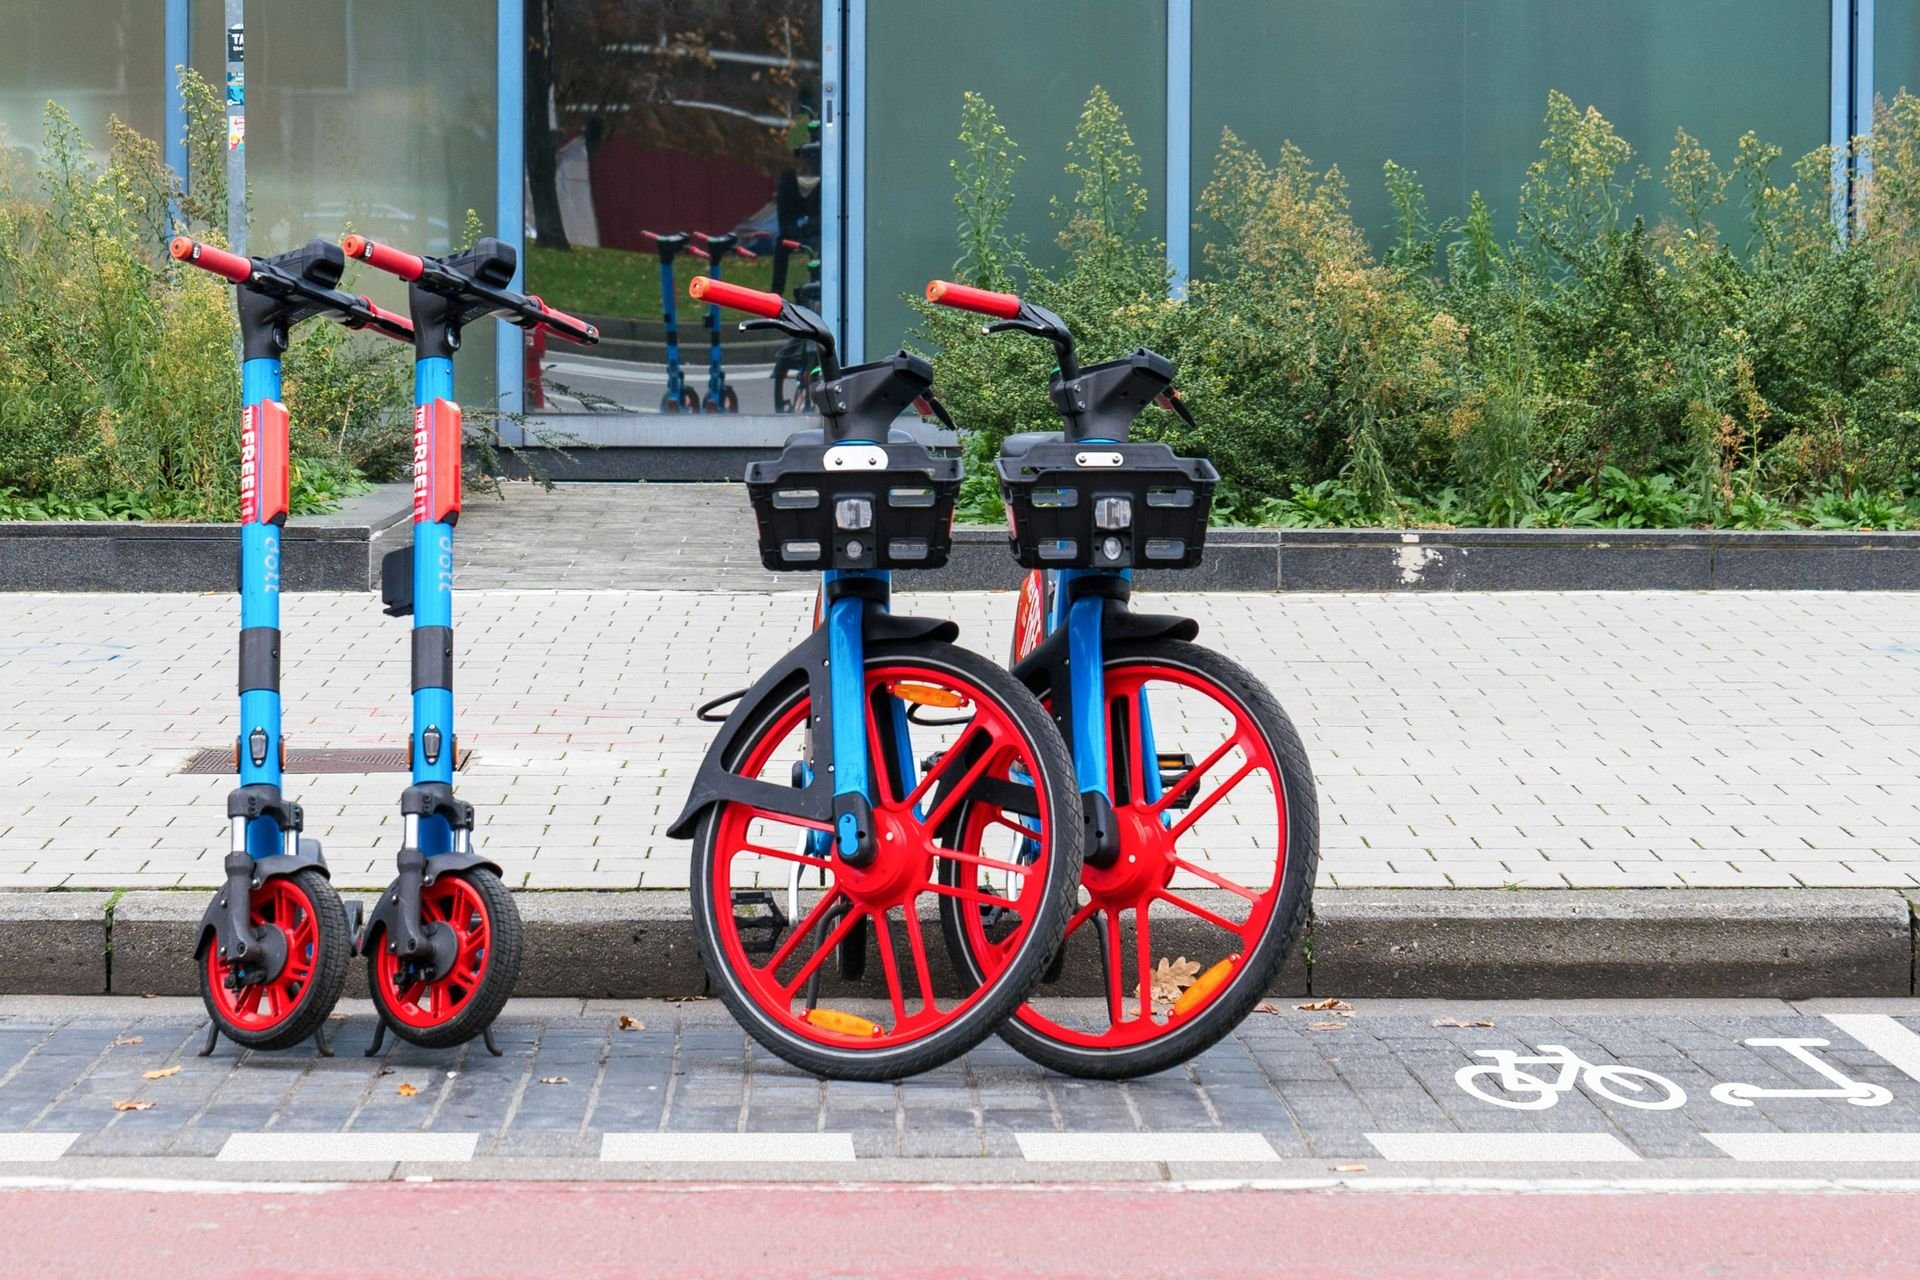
[1295,997,1354,1015]
[112,1100,155,1112]
[142,1066,181,1080]
[111,1036,143,1047]
[1134,956,1203,1005]
[539,1076,570,1086]
[618,1015,644,1032]
[141,993,158,1000]
[1252,1002,1287,1016]
[1431,1018,1494,1029]
[395,1082,420,1098]
[1308,1021,1347,1032]
[1334,1163,1368,1173]
[663,995,708,1004]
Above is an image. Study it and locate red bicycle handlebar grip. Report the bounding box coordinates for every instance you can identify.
[358,297,414,338]
[340,234,425,282]
[688,276,785,318]
[925,280,1022,319]
[170,236,252,284]
[528,296,599,343]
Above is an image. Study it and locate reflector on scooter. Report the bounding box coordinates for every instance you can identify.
[889,682,968,708]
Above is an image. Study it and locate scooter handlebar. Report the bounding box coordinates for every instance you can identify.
[525,295,599,345]
[925,279,1024,319]
[354,296,415,342]
[170,236,252,284]
[689,277,785,318]
[339,234,425,282]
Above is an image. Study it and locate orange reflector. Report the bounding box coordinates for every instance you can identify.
[890,682,967,709]
[1172,954,1240,1017]
[805,1008,885,1038]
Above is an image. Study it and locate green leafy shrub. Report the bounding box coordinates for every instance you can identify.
[917,87,1920,530]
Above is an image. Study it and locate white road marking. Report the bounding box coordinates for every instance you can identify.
[1826,1014,1920,1083]
[1366,1132,1641,1163]
[0,1133,78,1162]
[1704,1133,1920,1162]
[1015,1132,1280,1163]
[216,1133,479,1163]
[599,1132,856,1163]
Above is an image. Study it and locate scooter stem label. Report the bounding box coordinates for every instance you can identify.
[413,399,463,525]
[241,400,290,526]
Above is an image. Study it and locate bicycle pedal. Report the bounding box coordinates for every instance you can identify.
[730,890,789,956]
[1157,752,1197,808]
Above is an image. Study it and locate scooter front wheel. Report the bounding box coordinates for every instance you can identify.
[689,641,1083,1080]
[366,868,522,1049]
[199,868,353,1052]
[942,640,1317,1079]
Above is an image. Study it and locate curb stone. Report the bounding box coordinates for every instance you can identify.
[34,887,1920,1001]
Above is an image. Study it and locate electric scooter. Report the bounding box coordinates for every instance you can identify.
[926,280,1319,1079]
[172,235,414,1056]
[640,230,707,413]
[691,232,756,412]
[667,276,1084,1080]
[341,232,599,1052]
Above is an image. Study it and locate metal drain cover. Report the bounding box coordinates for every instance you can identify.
[179,746,471,775]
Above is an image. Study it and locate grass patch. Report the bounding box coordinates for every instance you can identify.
[525,245,784,320]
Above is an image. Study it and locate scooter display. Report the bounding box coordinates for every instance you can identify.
[690,232,756,412]
[640,230,707,413]
[926,280,1319,1079]
[667,277,1084,1080]
[342,232,600,1051]
[172,236,414,1056]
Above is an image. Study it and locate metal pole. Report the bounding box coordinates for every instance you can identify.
[224,0,247,255]
[1165,0,1192,296]
[163,0,189,189]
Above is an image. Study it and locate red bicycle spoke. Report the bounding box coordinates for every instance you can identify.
[1135,904,1155,1021]
[1103,910,1126,1024]
[1118,691,1150,802]
[901,902,939,1008]
[1155,890,1245,935]
[1169,758,1260,840]
[1151,734,1240,814]
[920,743,1006,833]
[871,912,908,1025]
[737,839,833,872]
[936,845,1030,879]
[902,720,986,812]
[762,886,844,975]
[920,878,1016,910]
[1167,855,1265,902]
[777,903,866,999]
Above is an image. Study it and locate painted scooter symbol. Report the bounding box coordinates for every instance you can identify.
[1710,1038,1892,1107]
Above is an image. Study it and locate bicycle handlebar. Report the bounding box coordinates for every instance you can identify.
[339,234,425,282]
[355,297,413,337]
[170,237,252,284]
[689,277,785,318]
[925,279,1022,319]
[526,296,595,341]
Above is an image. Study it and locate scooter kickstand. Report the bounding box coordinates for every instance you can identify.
[198,1022,221,1058]
[364,1020,388,1058]
[482,1026,503,1058]
[313,1020,337,1058]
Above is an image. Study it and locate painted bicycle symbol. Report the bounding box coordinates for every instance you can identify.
[1710,1038,1891,1107]
[1455,1044,1687,1111]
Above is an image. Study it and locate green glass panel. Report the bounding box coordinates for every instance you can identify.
[1192,0,1831,260]
[864,0,1167,353]
[1880,3,1920,100]
[0,2,167,151]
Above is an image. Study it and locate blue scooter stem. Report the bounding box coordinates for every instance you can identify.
[410,356,458,856]
[238,357,286,857]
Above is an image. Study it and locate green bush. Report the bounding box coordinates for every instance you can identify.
[0,77,411,522]
[916,88,1920,530]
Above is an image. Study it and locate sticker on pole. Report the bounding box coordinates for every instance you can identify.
[241,400,290,526]
[413,399,463,526]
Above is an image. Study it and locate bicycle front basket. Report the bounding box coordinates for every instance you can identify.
[745,438,962,572]
[997,440,1219,570]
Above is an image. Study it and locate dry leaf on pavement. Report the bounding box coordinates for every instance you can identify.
[1432,1018,1494,1029]
[1295,998,1354,1015]
[1334,1164,1368,1173]
[141,1066,181,1080]
[539,1076,569,1086]
[111,1036,143,1047]
[112,1100,155,1112]
[395,1082,420,1098]
[1308,1021,1348,1032]
[1134,957,1202,1004]
[618,1015,644,1031]
[663,995,707,1004]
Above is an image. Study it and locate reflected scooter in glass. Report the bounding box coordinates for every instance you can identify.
[639,230,707,414]
[340,232,599,1053]
[666,277,1085,1080]
[925,280,1319,1079]
[170,236,414,1056]
[770,240,821,414]
[689,231,756,412]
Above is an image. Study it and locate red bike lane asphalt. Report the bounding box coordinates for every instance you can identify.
[2,1181,1915,1278]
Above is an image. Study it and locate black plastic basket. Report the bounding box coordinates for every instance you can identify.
[997,439,1218,570]
[746,439,962,572]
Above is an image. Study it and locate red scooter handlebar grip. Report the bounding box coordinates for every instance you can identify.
[925,280,1023,319]
[340,234,425,282]
[170,236,252,284]
[527,296,599,343]
[689,276,785,318]
[358,297,415,339]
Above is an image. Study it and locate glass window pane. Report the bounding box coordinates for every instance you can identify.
[865,0,1167,354]
[524,1,823,415]
[0,2,166,155]
[1192,0,1832,256]
[1880,4,1920,100]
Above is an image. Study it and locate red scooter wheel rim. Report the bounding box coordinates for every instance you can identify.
[709,663,1058,1050]
[372,874,492,1029]
[958,660,1289,1049]
[203,876,324,1034]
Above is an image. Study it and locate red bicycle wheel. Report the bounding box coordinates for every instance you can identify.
[367,867,522,1049]
[944,640,1316,1077]
[690,640,1081,1080]
[199,867,351,1051]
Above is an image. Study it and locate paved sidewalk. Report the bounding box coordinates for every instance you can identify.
[0,587,1916,891]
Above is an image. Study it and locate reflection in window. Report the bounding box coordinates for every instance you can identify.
[525,0,822,415]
